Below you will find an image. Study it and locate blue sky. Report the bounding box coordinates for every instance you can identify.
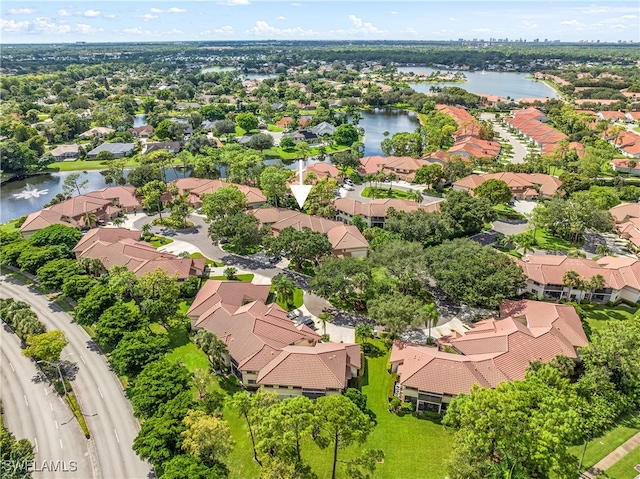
[1,1,638,43]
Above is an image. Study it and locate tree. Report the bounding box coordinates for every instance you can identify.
[214,119,236,138]
[351,214,367,232]
[223,267,238,280]
[23,330,68,363]
[130,358,192,419]
[443,366,581,479]
[0,423,35,479]
[94,301,148,350]
[272,274,296,308]
[306,177,338,217]
[317,311,333,336]
[138,180,167,220]
[17,244,71,274]
[562,270,583,301]
[166,185,193,229]
[181,409,234,465]
[201,185,248,221]
[135,269,181,325]
[257,395,315,463]
[246,133,274,151]
[264,227,333,270]
[229,390,279,466]
[62,274,95,301]
[280,137,295,149]
[110,329,170,378]
[208,212,264,254]
[259,456,318,479]
[193,330,228,373]
[331,150,361,170]
[73,284,116,325]
[236,112,258,132]
[355,324,374,343]
[260,166,293,207]
[29,224,82,250]
[332,124,359,146]
[367,294,423,338]
[424,239,526,308]
[62,172,88,196]
[474,179,513,206]
[200,104,225,121]
[313,394,374,479]
[127,164,163,188]
[295,141,311,161]
[422,303,440,341]
[310,257,372,310]
[162,455,228,479]
[36,258,82,291]
[439,190,496,237]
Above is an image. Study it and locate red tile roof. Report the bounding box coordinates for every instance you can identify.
[334,197,443,218]
[453,172,562,197]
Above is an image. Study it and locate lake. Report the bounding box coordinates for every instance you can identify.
[201,66,276,80]
[397,66,558,100]
[359,109,421,156]
[133,114,148,127]
[1,168,190,223]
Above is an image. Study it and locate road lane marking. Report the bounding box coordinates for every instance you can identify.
[114,429,120,443]
[60,439,63,449]
[34,438,38,453]
[44,387,48,396]
[9,362,14,372]
[80,355,86,364]
[97,387,104,399]
[24,395,28,407]
[55,420,58,430]
[50,403,54,411]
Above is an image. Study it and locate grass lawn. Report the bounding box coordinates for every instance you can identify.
[222,338,452,479]
[570,410,640,472]
[493,203,526,220]
[0,219,21,234]
[582,305,638,339]
[209,274,254,282]
[150,322,210,373]
[361,187,412,200]
[267,124,284,132]
[263,144,349,160]
[534,228,577,251]
[605,444,640,478]
[147,236,173,248]
[47,158,143,172]
[221,243,262,256]
[272,287,304,311]
[189,252,223,267]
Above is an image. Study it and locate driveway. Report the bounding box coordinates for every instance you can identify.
[480,113,528,165]
[512,200,536,216]
[0,278,152,479]
[1,325,93,479]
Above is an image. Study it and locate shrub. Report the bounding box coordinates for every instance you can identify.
[66,393,90,438]
[388,397,401,412]
[400,401,415,413]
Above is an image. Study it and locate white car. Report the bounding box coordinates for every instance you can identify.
[343,185,355,191]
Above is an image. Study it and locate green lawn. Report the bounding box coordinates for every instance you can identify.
[221,243,262,256]
[147,236,173,248]
[361,187,413,200]
[263,144,349,160]
[582,305,638,339]
[189,252,223,267]
[223,338,451,479]
[605,444,640,478]
[0,219,21,234]
[266,124,284,132]
[569,410,640,472]
[534,228,577,251]
[493,203,526,220]
[47,157,143,172]
[272,287,304,311]
[150,322,210,373]
[209,274,255,282]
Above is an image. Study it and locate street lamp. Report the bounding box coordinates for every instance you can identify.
[37,353,73,396]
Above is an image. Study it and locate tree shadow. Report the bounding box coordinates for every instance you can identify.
[86,339,103,355]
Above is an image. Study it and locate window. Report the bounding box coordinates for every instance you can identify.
[247,379,256,385]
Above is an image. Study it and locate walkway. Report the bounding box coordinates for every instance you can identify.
[581,431,640,478]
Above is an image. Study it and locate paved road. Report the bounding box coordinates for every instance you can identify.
[492,121,528,164]
[1,325,93,479]
[1,277,152,479]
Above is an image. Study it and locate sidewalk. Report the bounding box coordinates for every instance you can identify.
[581,431,640,478]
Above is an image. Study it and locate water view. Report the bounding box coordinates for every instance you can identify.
[398,66,558,100]
[133,114,148,127]
[359,109,420,156]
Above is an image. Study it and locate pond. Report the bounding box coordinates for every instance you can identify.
[1,168,190,223]
[397,66,558,100]
[359,109,421,156]
[133,114,148,127]
[201,66,277,81]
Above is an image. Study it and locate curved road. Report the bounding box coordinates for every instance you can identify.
[1,277,151,479]
[1,325,93,479]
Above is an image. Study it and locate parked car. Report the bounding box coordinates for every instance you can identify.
[344,178,354,186]
[343,185,355,191]
[297,318,317,330]
[269,256,281,264]
[287,311,298,320]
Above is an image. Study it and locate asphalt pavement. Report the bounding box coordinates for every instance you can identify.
[1,325,93,479]
[0,277,152,479]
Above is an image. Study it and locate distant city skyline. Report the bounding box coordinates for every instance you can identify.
[1,1,638,44]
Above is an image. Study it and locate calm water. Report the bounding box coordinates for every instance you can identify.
[397,67,558,100]
[201,66,276,81]
[1,168,189,222]
[359,109,420,156]
[133,114,148,127]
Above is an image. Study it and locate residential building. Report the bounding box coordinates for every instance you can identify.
[516,254,640,303]
[170,178,266,208]
[611,158,640,175]
[504,108,568,150]
[390,300,587,413]
[447,137,501,159]
[72,228,205,280]
[610,203,640,249]
[610,132,640,158]
[281,130,320,144]
[187,281,360,397]
[597,111,628,122]
[86,143,135,159]
[19,209,73,238]
[85,186,143,213]
[334,197,443,228]
[46,144,79,161]
[298,162,340,182]
[359,155,389,176]
[381,157,433,182]
[144,141,181,155]
[79,127,114,139]
[452,172,562,199]
[129,125,154,138]
[310,121,336,137]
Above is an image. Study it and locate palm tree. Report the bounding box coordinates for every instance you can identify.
[141,223,152,239]
[587,274,606,302]
[422,303,440,341]
[193,330,228,373]
[82,211,97,229]
[318,311,333,336]
[272,274,295,308]
[562,270,582,301]
[481,449,531,479]
[595,245,611,257]
[387,172,397,195]
[112,217,125,227]
[409,189,423,204]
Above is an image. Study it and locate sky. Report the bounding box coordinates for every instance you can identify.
[0,1,638,44]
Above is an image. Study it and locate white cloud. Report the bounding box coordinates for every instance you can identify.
[449,17,457,21]
[217,0,250,4]
[150,8,163,13]
[76,23,104,34]
[164,28,184,34]
[142,14,158,20]
[621,15,637,19]
[390,11,398,15]
[167,7,187,13]
[104,14,116,19]
[245,20,318,36]
[472,27,491,33]
[291,3,301,6]
[561,19,582,26]
[276,16,286,20]
[58,9,72,17]
[0,18,29,32]
[82,10,101,18]
[348,14,386,34]
[123,27,146,35]
[33,17,72,34]
[214,25,234,34]
[7,8,37,15]
[521,20,537,29]
[406,27,417,35]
